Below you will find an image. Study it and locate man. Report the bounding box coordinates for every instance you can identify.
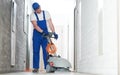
[30,2,58,73]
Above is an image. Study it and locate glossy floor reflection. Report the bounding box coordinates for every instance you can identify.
[0,72,96,75]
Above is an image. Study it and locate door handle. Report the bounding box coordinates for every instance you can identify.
[10,0,17,67]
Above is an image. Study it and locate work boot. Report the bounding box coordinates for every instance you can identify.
[32,69,39,73]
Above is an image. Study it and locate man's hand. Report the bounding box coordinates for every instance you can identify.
[41,31,49,36]
[53,32,58,40]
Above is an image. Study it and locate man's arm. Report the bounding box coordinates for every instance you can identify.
[47,18,58,39]
[47,18,55,32]
[31,21,43,33]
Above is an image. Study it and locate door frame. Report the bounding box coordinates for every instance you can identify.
[118,0,120,74]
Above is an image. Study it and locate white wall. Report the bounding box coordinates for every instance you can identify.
[75,0,118,75]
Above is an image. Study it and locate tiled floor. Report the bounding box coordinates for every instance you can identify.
[0,72,95,75]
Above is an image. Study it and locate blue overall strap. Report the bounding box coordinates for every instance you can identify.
[43,11,46,20]
[34,12,39,21]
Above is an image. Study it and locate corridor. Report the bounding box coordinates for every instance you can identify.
[0,0,120,75]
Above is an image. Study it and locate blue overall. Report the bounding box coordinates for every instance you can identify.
[33,11,48,69]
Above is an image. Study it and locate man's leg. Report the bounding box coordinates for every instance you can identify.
[33,39,41,72]
[41,38,48,69]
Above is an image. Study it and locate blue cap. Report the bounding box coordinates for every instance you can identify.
[32,2,40,10]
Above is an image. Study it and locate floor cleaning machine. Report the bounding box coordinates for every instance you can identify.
[43,32,72,73]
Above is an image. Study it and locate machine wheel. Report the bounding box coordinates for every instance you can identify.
[46,64,55,73]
